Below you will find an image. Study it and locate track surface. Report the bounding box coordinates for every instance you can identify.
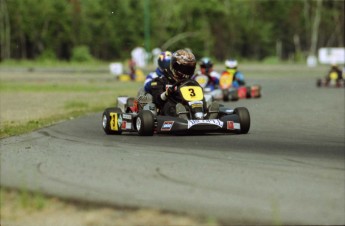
[1,71,344,224]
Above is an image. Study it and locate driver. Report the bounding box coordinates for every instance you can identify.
[325,64,343,86]
[148,49,197,114]
[144,51,172,93]
[192,57,220,91]
[222,59,245,88]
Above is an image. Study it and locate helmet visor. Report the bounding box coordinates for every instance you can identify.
[171,61,195,80]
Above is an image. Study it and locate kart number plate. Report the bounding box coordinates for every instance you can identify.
[110,113,119,131]
[180,86,203,101]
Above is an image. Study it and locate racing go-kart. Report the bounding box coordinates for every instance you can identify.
[219,72,262,101]
[194,72,261,102]
[316,71,344,88]
[102,79,250,136]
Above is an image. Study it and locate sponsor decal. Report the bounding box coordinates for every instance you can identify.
[227,121,234,130]
[161,121,174,131]
[227,121,241,130]
[121,121,126,129]
[122,114,132,120]
[187,119,223,129]
[126,122,132,129]
[117,115,122,128]
[151,82,157,86]
[191,103,203,109]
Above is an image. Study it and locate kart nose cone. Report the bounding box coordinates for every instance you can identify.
[194,112,204,119]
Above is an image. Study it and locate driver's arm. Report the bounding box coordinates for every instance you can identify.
[150,79,168,108]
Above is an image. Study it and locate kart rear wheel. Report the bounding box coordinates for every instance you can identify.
[246,86,252,98]
[136,110,154,136]
[316,79,322,87]
[234,107,250,134]
[229,90,239,101]
[255,85,262,98]
[222,90,229,102]
[102,107,122,135]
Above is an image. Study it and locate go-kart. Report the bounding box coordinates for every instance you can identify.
[193,74,224,101]
[102,79,250,136]
[116,69,145,82]
[316,72,344,88]
[219,72,261,101]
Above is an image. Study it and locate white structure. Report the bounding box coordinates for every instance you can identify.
[109,62,123,76]
[131,47,147,68]
[152,47,162,67]
[307,55,318,67]
[318,48,345,65]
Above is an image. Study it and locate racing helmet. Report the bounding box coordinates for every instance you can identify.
[225,59,238,69]
[200,57,213,74]
[157,51,172,72]
[169,49,196,82]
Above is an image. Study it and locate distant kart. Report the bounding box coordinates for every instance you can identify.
[194,73,261,102]
[116,69,145,82]
[219,72,261,101]
[102,79,250,136]
[316,72,344,88]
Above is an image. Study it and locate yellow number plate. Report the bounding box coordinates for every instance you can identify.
[330,72,338,80]
[180,86,204,101]
[220,73,233,88]
[195,75,208,87]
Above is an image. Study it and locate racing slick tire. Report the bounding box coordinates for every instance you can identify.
[136,110,154,136]
[316,79,322,87]
[102,107,123,135]
[255,85,262,98]
[234,107,250,134]
[222,89,230,102]
[246,86,252,98]
[229,90,239,101]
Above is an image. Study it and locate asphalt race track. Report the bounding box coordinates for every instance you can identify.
[1,70,344,224]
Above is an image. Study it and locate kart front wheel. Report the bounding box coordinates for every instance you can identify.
[234,107,250,134]
[136,110,154,136]
[316,79,322,87]
[102,107,122,135]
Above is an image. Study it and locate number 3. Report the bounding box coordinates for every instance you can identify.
[189,88,195,97]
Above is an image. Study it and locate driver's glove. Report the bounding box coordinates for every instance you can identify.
[160,86,173,101]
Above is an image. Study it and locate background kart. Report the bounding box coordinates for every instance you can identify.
[194,73,262,102]
[219,72,262,101]
[316,78,344,88]
[102,80,251,136]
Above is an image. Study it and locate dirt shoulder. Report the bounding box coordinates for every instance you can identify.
[1,188,216,226]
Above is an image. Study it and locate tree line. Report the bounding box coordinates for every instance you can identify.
[0,0,344,62]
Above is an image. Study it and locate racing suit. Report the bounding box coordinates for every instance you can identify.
[148,75,177,116]
[144,67,166,93]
